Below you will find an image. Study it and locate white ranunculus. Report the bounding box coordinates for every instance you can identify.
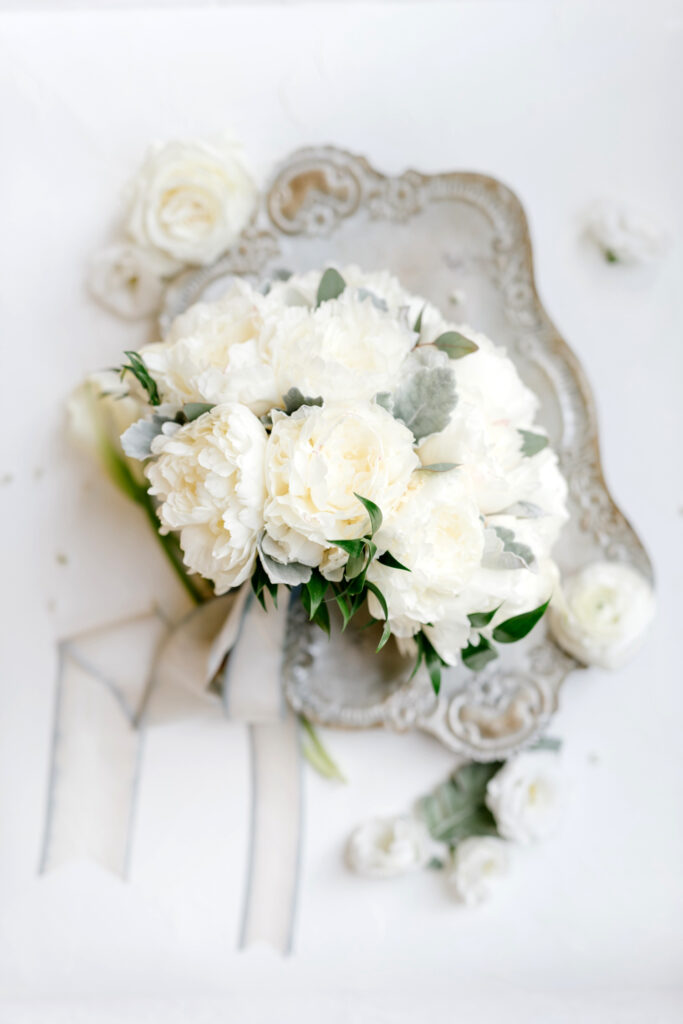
[126,138,257,266]
[87,243,175,320]
[446,837,509,905]
[366,471,485,651]
[263,402,418,570]
[584,201,668,265]
[548,561,655,669]
[146,404,266,594]
[346,816,431,879]
[260,287,416,403]
[139,280,278,415]
[485,753,563,844]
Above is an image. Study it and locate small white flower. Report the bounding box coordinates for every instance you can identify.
[446,836,509,905]
[549,561,655,669]
[263,401,418,571]
[584,201,667,265]
[126,137,257,266]
[146,403,267,594]
[485,753,562,844]
[346,816,431,879]
[67,371,149,488]
[87,243,173,320]
[139,279,278,415]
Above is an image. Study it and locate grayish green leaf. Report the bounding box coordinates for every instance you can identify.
[282,388,324,415]
[496,501,545,518]
[356,288,388,311]
[518,429,549,457]
[418,462,458,473]
[418,761,502,844]
[461,635,499,672]
[257,535,312,586]
[183,402,214,421]
[316,268,346,305]
[433,331,479,359]
[390,361,457,442]
[120,414,175,460]
[482,526,537,572]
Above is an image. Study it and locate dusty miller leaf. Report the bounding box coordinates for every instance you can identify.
[418,762,502,844]
[519,430,549,457]
[390,363,457,441]
[282,388,324,415]
[120,414,174,460]
[482,526,537,572]
[257,534,312,586]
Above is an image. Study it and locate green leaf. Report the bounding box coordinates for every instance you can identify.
[365,580,388,620]
[183,402,214,421]
[413,305,425,333]
[529,735,562,753]
[419,762,502,844]
[300,716,346,783]
[433,331,479,360]
[419,631,446,695]
[334,590,354,631]
[418,462,458,473]
[461,635,499,672]
[492,598,550,644]
[282,387,323,415]
[121,351,160,406]
[378,550,410,572]
[330,538,365,558]
[376,618,392,653]
[345,547,367,580]
[303,572,328,619]
[354,493,382,537]
[312,599,331,635]
[316,268,346,306]
[356,288,388,311]
[250,559,278,611]
[467,606,501,629]
[390,357,457,442]
[518,429,549,457]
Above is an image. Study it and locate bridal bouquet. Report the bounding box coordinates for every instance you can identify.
[107,264,568,691]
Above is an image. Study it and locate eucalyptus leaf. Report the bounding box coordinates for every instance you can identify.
[418,761,502,844]
[492,598,550,644]
[390,362,457,442]
[316,268,346,306]
[183,402,214,422]
[482,526,537,572]
[529,735,562,753]
[461,635,499,672]
[282,388,323,415]
[518,429,549,457]
[356,288,388,311]
[413,305,425,333]
[120,414,173,460]
[433,330,479,360]
[257,535,312,586]
[418,462,458,473]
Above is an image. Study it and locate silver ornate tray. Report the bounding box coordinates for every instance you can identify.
[162,146,652,761]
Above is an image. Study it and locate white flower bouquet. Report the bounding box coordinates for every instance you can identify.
[102,263,569,691]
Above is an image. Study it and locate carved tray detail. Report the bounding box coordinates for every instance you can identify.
[162,147,652,761]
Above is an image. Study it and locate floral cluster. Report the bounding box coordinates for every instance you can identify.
[111,264,569,688]
[347,748,563,905]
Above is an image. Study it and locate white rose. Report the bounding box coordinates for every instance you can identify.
[126,138,257,266]
[548,561,655,669]
[263,402,418,571]
[87,243,175,320]
[584,201,667,265]
[140,280,277,415]
[260,287,416,403]
[485,753,563,844]
[346,816,431,879]
[446,837,509,905]
[146,404,266,593]
[366,471,485,650]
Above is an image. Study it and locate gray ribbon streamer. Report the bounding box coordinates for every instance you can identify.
[40,591,304,955]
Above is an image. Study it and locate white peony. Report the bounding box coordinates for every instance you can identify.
[125,138,257,266]
[449,328,539,428]
[146,404,266,593]
[584,201,667,265]
[366,470,485,650]
[446,837,509,905]
[485,753,563,844]
[548,561,655,669]
[260,287,416,403]
[346,816,431,879]
[87,243,175,320]
[139,280,277,415]
[263,401,418,572]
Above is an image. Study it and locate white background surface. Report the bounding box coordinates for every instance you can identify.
[1,1,682,1021]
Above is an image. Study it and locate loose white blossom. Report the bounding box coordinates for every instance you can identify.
[346,816,431,879]
[87,243,174,320]
[67,371,148,490]
[446,837,509,905]
[139,280,278,415]
[584,201,667,265]
[126,138,257,266]
[548,561,655,669]
[263,401,419,573]
[485,753,563,844]
[146,404,267,593]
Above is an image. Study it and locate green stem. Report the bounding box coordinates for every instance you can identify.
[138,491,206,605]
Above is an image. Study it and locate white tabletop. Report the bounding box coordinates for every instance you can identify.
[1,2,682,1021]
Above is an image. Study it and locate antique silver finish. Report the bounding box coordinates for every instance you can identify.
[162,146,652,761]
